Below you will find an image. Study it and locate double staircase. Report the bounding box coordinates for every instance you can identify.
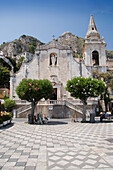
[15,98,97,118]
[15,99,83,118]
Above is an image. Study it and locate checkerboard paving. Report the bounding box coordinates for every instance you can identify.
[0,118,113,170]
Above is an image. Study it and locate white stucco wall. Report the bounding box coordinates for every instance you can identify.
[12,40,91,100]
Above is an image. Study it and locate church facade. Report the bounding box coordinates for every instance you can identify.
[10,15,107,101]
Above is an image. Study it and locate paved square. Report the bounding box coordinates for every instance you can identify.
[0,118,113,169]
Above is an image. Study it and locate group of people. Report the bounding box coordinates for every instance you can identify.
[34,113,49,124]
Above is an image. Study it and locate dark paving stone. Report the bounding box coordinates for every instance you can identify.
[25,166,36,170]
[106,152,113,155]
[16,162,26,166]
[21,152,29,155]
[107,148,113,150]
[97,146,104,148]
[106,138,113,143]
[8,148,16,150]
[15,150,22,153]
[0,152,5,155]
[8,158,18,162]
[47,146,54,148]
[29,155,38,158]
[1,155,11,159]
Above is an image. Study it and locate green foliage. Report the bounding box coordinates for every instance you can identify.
[28,44,36,54]
[3,96,9,100]
[21,34,26,38]
[0,118,3,124]
[106,50,113,58]
[28,40,37,54]
[92,70,113,111]
[0,111,12,121]
[16,79,53,103]
[66,77,105,104]
[0,56,17,72]
[73,54,83,58]
[16,56,25,71]
[4,99,16,112]
[0,66,10,88]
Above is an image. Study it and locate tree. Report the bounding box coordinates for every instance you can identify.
[66,77,105,122]
[92,71,113,112]
[16,79,53,124]
[16,56,25,71]
[0,66,10,88]
[4,99,16,112]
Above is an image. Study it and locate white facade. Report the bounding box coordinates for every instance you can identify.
[83,15,107,73]
[10,15,107,101]
[11,38,90,100]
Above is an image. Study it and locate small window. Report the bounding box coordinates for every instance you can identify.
[92,27,94,30]
[92,50,99,66]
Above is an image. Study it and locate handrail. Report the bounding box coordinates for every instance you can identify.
[38,100,66,105]
[16,104,31,114]
[65,100,83,114]
[15,99,97,116]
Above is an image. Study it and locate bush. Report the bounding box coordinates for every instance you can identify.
[0,111,12,121]
[0,117,3,124]
[4,99,16,112]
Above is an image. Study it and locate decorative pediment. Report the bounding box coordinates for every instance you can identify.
[36,38,71,50]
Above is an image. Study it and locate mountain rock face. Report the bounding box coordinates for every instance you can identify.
[0,35,43,57]
[0,33,112,59]
[106,50,113,59]
[57,32,85,56]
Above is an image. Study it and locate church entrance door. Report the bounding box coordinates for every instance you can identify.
[51,88,57,100]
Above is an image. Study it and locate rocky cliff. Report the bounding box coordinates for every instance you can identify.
[57,32,85,56]
[0,33,112,59]
[0,35,43,57]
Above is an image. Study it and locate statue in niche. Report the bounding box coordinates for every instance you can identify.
[50,53,57,66]
[51,54,56,66]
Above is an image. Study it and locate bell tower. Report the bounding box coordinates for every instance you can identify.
[83,15,107,73]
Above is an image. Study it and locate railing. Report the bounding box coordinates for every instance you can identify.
[15,99,98,116]
[14,100,30,104]
[38,100,66,105]
[65,100,83,114]
[16,104,31,114]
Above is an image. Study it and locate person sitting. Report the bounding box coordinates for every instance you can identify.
[39,112,43,124]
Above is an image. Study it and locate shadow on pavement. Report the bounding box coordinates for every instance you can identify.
[47,121,68,125]
[0,123,14,129]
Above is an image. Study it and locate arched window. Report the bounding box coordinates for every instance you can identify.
[92,50,99,66]
[50,53,57,66]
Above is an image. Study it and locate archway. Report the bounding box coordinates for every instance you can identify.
[92,51,99,66]
[0,55,14,100]
[0,55,14,72]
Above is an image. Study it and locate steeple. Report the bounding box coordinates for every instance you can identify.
[85,15,100,39]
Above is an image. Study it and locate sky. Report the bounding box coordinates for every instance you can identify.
[0,0,113,50]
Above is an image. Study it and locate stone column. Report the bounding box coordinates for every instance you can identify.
[10,70,15,100]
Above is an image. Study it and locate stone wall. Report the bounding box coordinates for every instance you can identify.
[16,104,83,119]
[12,39,90,100]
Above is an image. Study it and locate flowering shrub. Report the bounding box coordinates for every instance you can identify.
[16,79,53,124]
[4,99,16,112]
[0,111,12,122]
[0,118,3,124]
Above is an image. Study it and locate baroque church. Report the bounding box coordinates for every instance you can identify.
[10,15,107,101]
